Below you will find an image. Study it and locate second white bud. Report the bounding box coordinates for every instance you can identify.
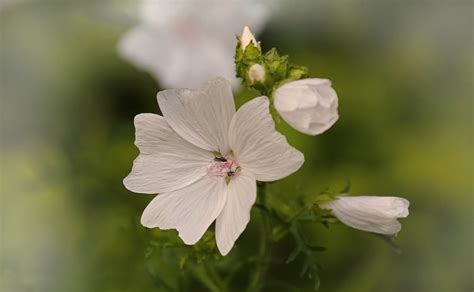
[248,63,266,83]
[274,78,339,135]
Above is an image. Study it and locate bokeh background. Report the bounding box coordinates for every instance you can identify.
[1,1,472,291]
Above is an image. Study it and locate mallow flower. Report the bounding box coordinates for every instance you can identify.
[123,77,304,255]
[274,78,339,135]
[319,196,410,234]
[118,0,269,89]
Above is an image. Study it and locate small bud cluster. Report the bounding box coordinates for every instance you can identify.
[235,26,339,136]
[235,26,309,95]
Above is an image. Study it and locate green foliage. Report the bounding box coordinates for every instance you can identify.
[3,2,472,291]
[234,37,308,96]
[254,189,341,290]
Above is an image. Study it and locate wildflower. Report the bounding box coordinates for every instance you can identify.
[274,78,339,135]
[319,196,410,234]
[123,77,304,255]
[118,0,269,88]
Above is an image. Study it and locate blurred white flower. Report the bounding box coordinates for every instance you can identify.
[118,0,269,89]
[248,63,266,83]
[319,196,410,234]
[123,77,304,255]
[274,78,339,135]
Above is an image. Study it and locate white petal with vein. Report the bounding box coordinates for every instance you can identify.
[123,113,212,194]
[228,96,304,181]
[141,177,227,245]
[157,77,236,154]
[216,171,256,255]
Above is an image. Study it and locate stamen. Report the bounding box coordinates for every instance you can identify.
[207,151,240,181]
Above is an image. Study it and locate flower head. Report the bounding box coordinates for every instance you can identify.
[274,78,339,135]
[118,0,269,89]
[319,196,410,234]
[123,77,304,255]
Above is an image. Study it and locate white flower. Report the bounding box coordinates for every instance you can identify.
[274,78,339,135]
[319,196,410,234]
[123,77,304,255]
[248,63,266,83]
[240,26,258,50]
[118,0,269,89]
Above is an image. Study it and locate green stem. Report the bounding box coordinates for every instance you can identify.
[206,264,227,291]
[248,182,272,291]
[287,204,312,223]
[193,263,226,292]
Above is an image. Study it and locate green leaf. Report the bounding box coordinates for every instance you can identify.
[179,254,189,270]
[271,225,289,242]
[311,272,321,290]
[305,245,326,252]
[285,247,301,264]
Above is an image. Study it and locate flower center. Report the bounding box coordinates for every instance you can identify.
[207,153,240,181]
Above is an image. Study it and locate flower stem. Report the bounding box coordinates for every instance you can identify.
[248,182,272,291]
[194,263,226,292]
[205,264,227,292]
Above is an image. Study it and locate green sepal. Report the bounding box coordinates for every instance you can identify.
[264,48,288,79]
[287,64,308,80]
[243,42,261,61]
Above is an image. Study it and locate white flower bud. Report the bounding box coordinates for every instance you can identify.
[248,64,265,83]
[319,196,410,235]
[274,78,339,135]
[240,26,257,51]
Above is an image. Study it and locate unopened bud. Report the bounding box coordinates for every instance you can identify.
[248,64,265,83]
[240,26,257,51]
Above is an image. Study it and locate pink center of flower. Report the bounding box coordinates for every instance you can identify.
[207,155,239,179]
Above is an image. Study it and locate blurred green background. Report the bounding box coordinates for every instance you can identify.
[1,1,472,291]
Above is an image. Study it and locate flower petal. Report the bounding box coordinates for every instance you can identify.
[141,176,227,245]
[123,114,213,194]
[228,96,304,181]
[157,77,236,154]
[320,196,410,234]
[215,171,256,255]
